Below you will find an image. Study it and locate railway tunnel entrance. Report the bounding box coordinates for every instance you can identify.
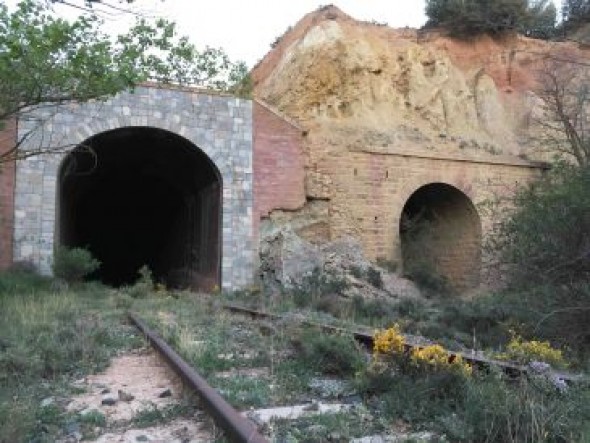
[58,127,221,290]
[400,183,481,292]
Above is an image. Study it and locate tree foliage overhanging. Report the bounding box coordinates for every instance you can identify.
[562,0,590,25]
[425,0,557,39]
[0,0,250,161]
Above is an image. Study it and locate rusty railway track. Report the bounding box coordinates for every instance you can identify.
[128,312,269,443]
[222,303,584,384]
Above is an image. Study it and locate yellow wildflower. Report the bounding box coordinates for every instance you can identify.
[411,344,472,376]
[499,334,565,368]
[373,325,405,356]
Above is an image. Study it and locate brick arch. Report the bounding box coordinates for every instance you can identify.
[397,181,482,292]
[13,87,254,290]
[394,176,476,221]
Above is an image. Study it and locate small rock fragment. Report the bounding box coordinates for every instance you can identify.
[136,436,149,442]
[101,393,118,406]
[79,407,100,417]
[158,388,172,398]
[303,401,319,411]
[118,389,135,402]
[40,397,54,408]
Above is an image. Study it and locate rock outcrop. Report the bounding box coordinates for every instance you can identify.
[259,227,420,300]
[252,5,589,294]
[253,5,587,159]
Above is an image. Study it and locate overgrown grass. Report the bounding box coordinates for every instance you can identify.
[131,403,195,428]
[271,407,382,442]
[292,329,365,377]
[2,267,588,442]
[0,271,142,442]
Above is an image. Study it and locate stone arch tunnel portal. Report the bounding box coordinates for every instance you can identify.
[58,127,221,290]
[399,183,481,292]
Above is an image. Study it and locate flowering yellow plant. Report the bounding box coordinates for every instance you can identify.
[411,344,448,367]
[373,327,471,376]
[373,325,405,356]
[498,334,565,368]
[411,344,472,376]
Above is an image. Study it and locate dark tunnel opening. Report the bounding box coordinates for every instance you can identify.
[400,183,481,292]
[58,127,221,290]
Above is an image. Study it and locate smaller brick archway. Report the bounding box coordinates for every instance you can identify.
[399,183,481,292]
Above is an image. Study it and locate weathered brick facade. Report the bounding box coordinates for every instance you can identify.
[0,85,544,291]
[253,100,306,243]
[305,140,544,289]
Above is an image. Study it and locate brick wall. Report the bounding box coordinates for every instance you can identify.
[0,120,16,270]
[304,138,543,289]
[253,101,306,241]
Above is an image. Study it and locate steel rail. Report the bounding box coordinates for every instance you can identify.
[128,312,269,443]
[222,303,584,384]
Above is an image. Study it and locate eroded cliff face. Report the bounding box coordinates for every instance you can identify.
[251,5,587,290]
[253,5,585,159]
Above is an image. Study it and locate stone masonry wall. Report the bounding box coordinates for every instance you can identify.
[13,86,255,291]
[253,100,306,243]
[0,120,16,270]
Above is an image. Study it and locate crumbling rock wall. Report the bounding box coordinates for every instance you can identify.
[259,227,420,299]
[252,6,578,291]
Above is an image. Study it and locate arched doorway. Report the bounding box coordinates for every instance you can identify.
[58,127,221,290]
[399,183,481,292]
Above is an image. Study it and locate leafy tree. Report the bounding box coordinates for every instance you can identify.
[425,0,556,38]
[562,0,590,25]
[0,0,249,163]
[533,58,590,166]
[526,0,557,39]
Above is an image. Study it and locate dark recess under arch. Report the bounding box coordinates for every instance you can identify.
[58,127,221,290]
[400,183,481,292]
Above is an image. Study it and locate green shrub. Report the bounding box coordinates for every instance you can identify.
[366,267,383,289]
[453,373,590,442]
[294,329,365,377]
[404,264,452,297]
[497,334,567,368]
[313,293,350,319]
[486,164,590,351]
[351,295,397,323]
[425,0,556,38]
[357,357,590,442]
[375,257,398,273]
[123,265,155,298]
[0,269,52,295]
[52,247,100,283]
[290,268,349,308]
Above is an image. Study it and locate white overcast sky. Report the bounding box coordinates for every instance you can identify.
[9,0,564,68]
[22,0,429,67]
[129,1,430,67]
